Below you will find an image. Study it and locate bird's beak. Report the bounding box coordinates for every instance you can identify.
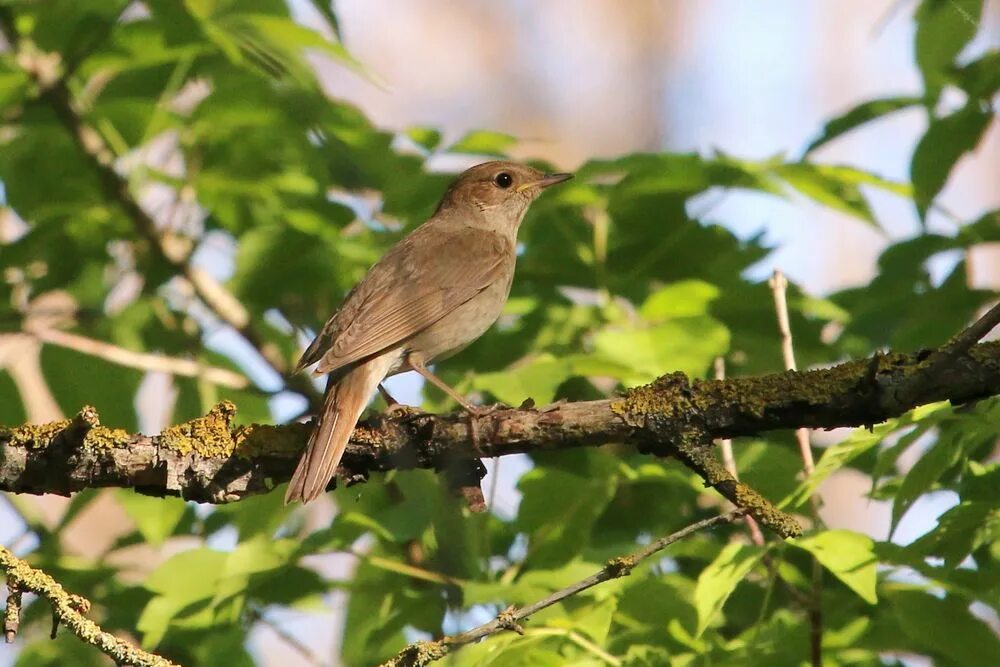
[518,172,573,192]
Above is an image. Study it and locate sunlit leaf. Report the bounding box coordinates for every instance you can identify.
[694,543,765,637]
[791,530,878,605]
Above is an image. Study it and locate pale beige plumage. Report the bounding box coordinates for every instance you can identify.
[285,161,571,504]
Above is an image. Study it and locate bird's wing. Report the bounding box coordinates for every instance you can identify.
[297,222,512,376]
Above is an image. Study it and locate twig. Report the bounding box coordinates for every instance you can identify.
[379,509,748,667]
[714,357,765,546]
[30,327,251,389]
[3,581,21,643]
[921,299,999,375]
[249,607,329,667]
[0,546,178,666]
[667,433,803,538]
[891,300,1000,411]
[768,272,816,475]
[525,627,621,665]
[768,270,822,667]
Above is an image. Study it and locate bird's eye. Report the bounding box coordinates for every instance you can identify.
[494,172,513,189]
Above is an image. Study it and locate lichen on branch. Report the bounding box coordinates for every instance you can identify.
[1,341,996,507]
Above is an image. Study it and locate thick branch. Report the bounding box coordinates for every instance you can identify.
[2,342,997,505]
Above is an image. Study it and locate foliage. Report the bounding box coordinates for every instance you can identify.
[0,1,997,666]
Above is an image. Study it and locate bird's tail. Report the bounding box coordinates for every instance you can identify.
[285,357,390,504]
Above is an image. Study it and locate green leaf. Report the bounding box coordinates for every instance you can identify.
[773,163,878,226]
[592,315,729,384]
[405,126,443,152]
[914,0,983,101]
[891,588,1000,664]
[517,462,618,568]
[791,530,878,604]
[639,280,720,320]
[448,130,516,156]
[41,345,143,432]
[471,354,575,406]
[891,429,968,535]
[138,548,228,647]
[909,501,1000,567]
[782,402,950,509]
[911,103,992,218]
[209,13,361,85]
[621,645,673,667]
[694,543,765,637]
[954,50,1000,99]
[116,491,191,546]
[306,0,342,40]
[735,439,806,504]
[0,67,30,109]
[805,96,922,154]
[549,595,619,644]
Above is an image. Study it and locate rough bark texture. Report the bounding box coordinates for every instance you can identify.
[2,342,998,504]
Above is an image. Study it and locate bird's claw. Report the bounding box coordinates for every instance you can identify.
[382,404,431,425]
[465,401,510,418]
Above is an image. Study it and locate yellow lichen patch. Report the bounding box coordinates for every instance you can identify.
[82,426,131,449]
[232,422,310,459]
[2,419,72,449]
[620,372,690,419]
[160,401,238,458]
[74,405,101,428]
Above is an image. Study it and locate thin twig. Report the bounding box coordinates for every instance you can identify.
[30,327,251,389]
[921,300,1000,376]
[768,271,816,475]
[526,627,621,666]
[714,357,765,546]
[768,270,822,667]
[0,546,177,666]
[249,607,329,667]
[892,300,1000,409]
[378,509,748,667]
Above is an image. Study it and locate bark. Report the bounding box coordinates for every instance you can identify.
[2,342,997,504]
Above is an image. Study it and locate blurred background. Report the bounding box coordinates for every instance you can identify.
[2,1,999,665]
[317,0,1000,294]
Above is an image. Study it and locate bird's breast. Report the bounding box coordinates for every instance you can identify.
[404,270,514,364]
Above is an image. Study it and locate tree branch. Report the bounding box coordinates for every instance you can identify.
[29,327,252,390]
[2,341,997,506]
[378,509,749,667]
[0,545,178,667]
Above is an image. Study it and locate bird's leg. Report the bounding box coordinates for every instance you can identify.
[408,356,495,454]
[377,383,431,423]
[408,359,509,415]
[408,359,480,413]
[377,383,399,407]
[408,356,490,513]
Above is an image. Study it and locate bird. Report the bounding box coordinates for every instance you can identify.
[285,161,572,504]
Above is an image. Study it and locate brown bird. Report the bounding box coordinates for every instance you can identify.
[285,161,572,504]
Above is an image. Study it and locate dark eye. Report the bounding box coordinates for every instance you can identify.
[494,172,513,189]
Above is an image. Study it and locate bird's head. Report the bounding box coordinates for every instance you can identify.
[436,161,572,230]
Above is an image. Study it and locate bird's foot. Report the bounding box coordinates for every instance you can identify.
[382,403,432,426]
[460,403,510,456]
[537,398,567,413]
[463,401,511,419]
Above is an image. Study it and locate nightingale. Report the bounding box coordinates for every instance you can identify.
[285,161,572,504]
